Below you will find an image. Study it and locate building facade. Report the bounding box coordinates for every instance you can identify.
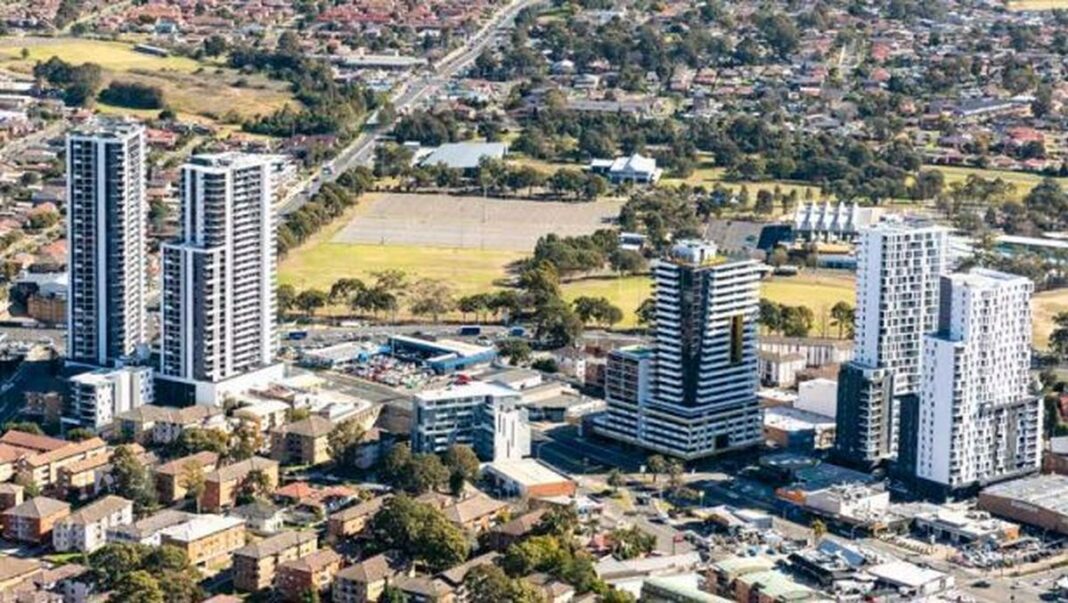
[834,221,948,467]
[905,269,1040,499]
[160,153,277,404]
[66,121,147,367]
[411,383,529,461]
[596,241,764,459]
[68,366,153,430]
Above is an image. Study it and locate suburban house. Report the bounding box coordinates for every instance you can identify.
[233,500,285,534]
[233,530,319,592]
[588,153,662,184]
[275,549,342,602]
[2,496,71,543]
[159,514,246,567]
[200,456,279,512]
[52,495,133,553]
[270,416,334,466]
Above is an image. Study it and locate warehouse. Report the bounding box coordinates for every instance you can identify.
[979,475,1068,535]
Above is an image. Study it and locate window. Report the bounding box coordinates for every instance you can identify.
[730,315,744,365]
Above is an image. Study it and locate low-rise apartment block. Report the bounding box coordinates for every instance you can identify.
[270,416,334,466]
[159,514,246,567]
[107,509,194,546]
[16,437,108,490]
[2,496,70,543]
[275,549,342,602]
[53,495,133,553]
[233,530,318,592]
[201,456,279,512]
[154,451,220,503]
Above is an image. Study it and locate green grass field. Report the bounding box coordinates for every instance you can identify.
[1007,0,1068,9]
[1033,289,1068,350]
[936,165,1064,200]
[0,38,201,72]
[0,37,296,122]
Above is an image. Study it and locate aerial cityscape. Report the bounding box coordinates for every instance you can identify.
[0,0,1066,602]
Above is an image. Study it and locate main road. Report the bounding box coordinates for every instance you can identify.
[276,0,544,216]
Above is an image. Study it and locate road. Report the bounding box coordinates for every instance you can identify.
[276,0,545,216]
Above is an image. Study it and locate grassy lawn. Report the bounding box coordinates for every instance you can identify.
[0,37,296,122]
[1033,288,1068,351]
[935,165,1062,199]
[0,38,200,72]
[1007,0,1068,9]
[562,276,651,328]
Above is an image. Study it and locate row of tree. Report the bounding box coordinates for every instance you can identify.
[277,167,374,256]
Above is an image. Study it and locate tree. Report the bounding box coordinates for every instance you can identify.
[1050,312,1068,360]
[636,298,656,328]
[368,495,469,572]
[599,589,637,603]
[202,34,228,57]
[231,423,263,461]
[532,297,583,348]
[4,422,43,436]
[295,289,329,317]
[90,543,149,589]
[175,427,230,457]
[829,301,855,339]
[646,455,667,484]
[811,518,827,542]
[606,469,623,493]
[239,469,273,504]
[611,526,656,559]
[381,585,407,603]
[112,445,157,516]
[442,444,480,481]
[112,571,164,603]
[64,427,94,442]
[464,564,544,603]
[408,278,456,322]
[328,419,366,469]
[278,284,297,317]
[179,461,205,513]
[496,338,532,366]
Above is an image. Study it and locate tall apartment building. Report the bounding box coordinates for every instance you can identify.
[834,221,948,467]
[901,268,1040,500]
[159,153,279,405]
[411,382,530,461]
[595,241,763,459]
[66,122,147,367]
[68,366,153,430]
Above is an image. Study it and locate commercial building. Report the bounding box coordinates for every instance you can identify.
[52,495,133,553]
[834,221,948,468]
[66,121,147,367]
[792,201,883,242]
[595,241,764,459]
[387,335,496,374]
[411,382,530,461]
[481,458,577,499]
[979,474,1068,535]
[903,269,1040,500]
[159,514,246,567]
[763,407,836,451]
[159,153,279,406]
[68,365,153,430]
[588,153,662,184]
[233,530,318,592]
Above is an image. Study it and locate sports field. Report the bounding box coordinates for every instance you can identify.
[0,37,296,121]
[331,193,625,251]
